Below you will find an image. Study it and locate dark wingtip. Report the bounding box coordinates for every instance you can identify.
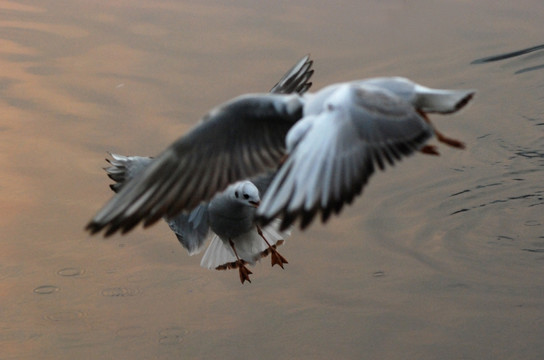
[85,221,102,235]
[454,91,475,112]
[279,214,296,231]
[105,223,121,237]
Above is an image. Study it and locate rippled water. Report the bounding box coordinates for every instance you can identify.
[1,1,543,359]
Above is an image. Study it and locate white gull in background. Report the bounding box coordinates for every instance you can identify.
[87,62,475,258]
[257,77,474,229]
[96,55,314,283]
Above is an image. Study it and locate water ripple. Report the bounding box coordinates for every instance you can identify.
[101,287,141,297]
[33,285,60,295]
[43,310,86,322]
[158,327,187,345]
[471,44,544,64]
[471,43,544,74]
[57,267,85,277]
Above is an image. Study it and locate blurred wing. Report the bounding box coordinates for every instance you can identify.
[104,153,211,253]
[270,54,314,95]
[248,170,277,197]
[87,93,303,236]
[166,204,211,255]
[257,83,433,230]
[104,153,154,193]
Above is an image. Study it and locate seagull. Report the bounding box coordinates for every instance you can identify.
[257,77,474,229]
[106,155,290,283]
[96,55,314,283]
[87,70,474,237]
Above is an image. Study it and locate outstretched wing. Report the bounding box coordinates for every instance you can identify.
[103,153,211,254]
[87,93,303,236]
[104,153,154,193]
[257,83,434,230]
[270,54,314,95]
[87,54,314,237]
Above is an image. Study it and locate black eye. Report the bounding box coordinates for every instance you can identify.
[243,194,249,199]
[235,191,239,198]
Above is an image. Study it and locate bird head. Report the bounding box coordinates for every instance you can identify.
[230,181,260,207]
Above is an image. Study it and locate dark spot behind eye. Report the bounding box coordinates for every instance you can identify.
[235,191,239,198]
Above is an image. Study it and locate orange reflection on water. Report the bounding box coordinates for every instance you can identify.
[1,0,544,359]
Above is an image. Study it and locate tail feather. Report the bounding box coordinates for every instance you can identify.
[414,86,475,114]
[200,219,290,270]
[200,235,238,270]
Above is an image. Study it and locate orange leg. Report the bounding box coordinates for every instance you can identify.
[420,145,440,156]
[435,130,466,149]
[229,239,253,284]
[418,110,466,153]
[257,226,288,269]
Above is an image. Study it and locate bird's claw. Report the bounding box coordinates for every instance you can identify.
[237,262,253,284]
[270,249,288,269]
[420,145,440,156]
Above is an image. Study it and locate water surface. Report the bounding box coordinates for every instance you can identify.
[1,0,543,359]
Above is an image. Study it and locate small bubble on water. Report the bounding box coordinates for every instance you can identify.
[33,285,60,295]
[44,310,86,322]
[57,267,85,277]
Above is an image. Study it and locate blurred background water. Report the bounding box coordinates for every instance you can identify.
[0,0,543,359]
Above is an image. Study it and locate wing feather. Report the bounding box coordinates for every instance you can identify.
[87,94,303,236]
[257,84,433,229]
[270,55,314,95]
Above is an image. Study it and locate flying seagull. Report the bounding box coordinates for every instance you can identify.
[256,77,474,229]
[87,70,474,237]
[96,55,314,283]
[105,154,290,284]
